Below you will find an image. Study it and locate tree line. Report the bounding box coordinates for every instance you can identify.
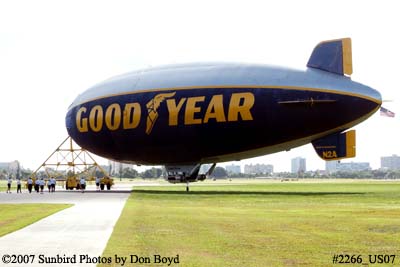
[2,166,399,180]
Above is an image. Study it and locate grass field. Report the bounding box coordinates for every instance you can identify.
[0,204,72,237]
[100,181,400,267]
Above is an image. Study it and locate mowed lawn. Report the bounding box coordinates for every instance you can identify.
[0,204,72,237]
[101,181,400,267]
[0,181,72,237]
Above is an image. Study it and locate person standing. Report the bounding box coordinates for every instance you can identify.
[80,177,86,193]
[39,178,45,194]
[35,178,40,193]
[16,178,22,193]
[95,176,100,191]
[51,177,56,192]
[47,178,52,192]
[27,177,33,193]
[6,176,12,193]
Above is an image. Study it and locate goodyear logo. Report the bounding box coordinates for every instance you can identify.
[75,91,255,134]
[146,92,176,134]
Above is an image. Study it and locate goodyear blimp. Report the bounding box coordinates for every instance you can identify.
[66,38,381,185]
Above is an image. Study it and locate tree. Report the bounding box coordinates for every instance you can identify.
[16,161,21,179]
[21,168,33,178]
[122,167,139,178]
[94,169,106,178]
[211,166,228,178]
[141,167,163,179]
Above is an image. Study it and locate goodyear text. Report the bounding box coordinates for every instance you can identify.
[76,92,255,134]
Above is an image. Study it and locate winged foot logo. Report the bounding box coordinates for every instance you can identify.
[146,92,176,134]
[75,91,255,134]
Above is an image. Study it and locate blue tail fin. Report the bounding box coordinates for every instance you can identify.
[307,38,353,76]
[312,130,356,161]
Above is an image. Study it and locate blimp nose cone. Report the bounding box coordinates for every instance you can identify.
[346,79,382,112]
[65,109,74,133]
[366,86,382,105]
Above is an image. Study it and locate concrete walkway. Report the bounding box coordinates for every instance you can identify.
[0,190,131,267]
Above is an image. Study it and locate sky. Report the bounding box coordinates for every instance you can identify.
[0,0,399,172]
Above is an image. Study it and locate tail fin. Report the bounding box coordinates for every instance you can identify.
[312,130,356,161]
[307,38,353,76]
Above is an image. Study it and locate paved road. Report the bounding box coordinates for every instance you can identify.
[0,190,131,267]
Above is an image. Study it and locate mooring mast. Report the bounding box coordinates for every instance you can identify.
[32,136,108,180]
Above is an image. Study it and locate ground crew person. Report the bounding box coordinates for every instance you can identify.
[17,178,22,193]
[39,178,45,194]
[35,178,40,193]
[51,177,56,192]
[80,177,86,193]
[100,178,105,190]
[95,176,100,191]
[6,176,12,193]
[27,177,33,193]
[47,178,52,192]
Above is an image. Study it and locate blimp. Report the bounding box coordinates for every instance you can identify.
[66,38,381,185]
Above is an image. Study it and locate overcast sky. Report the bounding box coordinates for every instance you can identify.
[0,0,399,172]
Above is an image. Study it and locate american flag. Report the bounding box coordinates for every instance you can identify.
[380,107,395,117]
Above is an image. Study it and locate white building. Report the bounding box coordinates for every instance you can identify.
[225,164,241,174]
[244,164,273,175]
[291,157,306,173]
[0,160,20,174]
[108,160,135,176]
[381,155,400,170]
[325,160,370,173]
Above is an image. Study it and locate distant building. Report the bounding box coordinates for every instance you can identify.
[108,160,135,176]
[291,157,306,173]
[244,164,273,175]
[0,160,20,174]
[325,161,339,173]
[325,160,370,173]
[225,164,241,174]
[381,155,400,170]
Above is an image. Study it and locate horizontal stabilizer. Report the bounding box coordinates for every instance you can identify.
[307,38,353,76]
[312,130,356,161]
